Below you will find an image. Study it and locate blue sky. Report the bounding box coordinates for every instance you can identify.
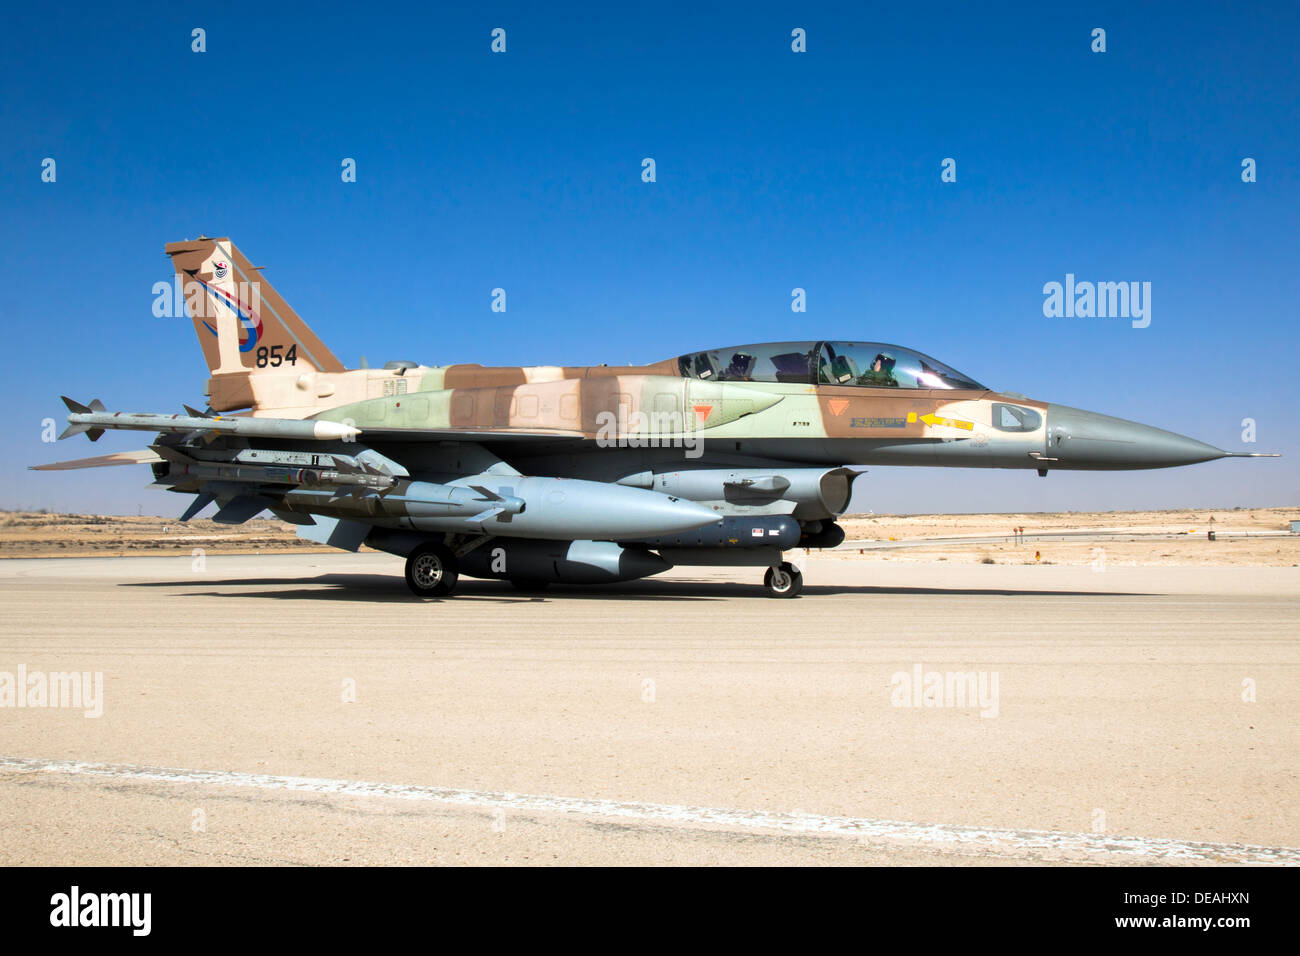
[3,1,1296,515]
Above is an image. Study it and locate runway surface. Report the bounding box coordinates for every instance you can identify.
[1,552,1297,866]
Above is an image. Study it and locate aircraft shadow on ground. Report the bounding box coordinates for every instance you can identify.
[119,575,1148,602]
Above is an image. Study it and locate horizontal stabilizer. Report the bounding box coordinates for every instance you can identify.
[29,449,163,471]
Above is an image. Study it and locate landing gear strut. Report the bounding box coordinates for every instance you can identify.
[405,542,460,597]
[764,561,803,598]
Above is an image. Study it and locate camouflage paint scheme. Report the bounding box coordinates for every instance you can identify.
[163,237,1050,473]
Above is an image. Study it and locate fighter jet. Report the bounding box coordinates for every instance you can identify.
[34,237,1278,597]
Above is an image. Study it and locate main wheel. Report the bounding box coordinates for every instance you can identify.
[764,562,803,598]
[405,543,459,597]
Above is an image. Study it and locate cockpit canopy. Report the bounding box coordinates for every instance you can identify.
[674,341,985,390]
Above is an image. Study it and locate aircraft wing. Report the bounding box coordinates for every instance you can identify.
[334,425,588,443]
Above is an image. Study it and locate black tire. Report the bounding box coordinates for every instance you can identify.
[508,578,551,592]
[405,543,459,597]
[764,562,803,598]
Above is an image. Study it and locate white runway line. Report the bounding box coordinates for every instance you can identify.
[4,755,1297,864]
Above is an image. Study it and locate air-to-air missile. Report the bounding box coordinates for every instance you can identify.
[158,459,397,492]
[34,236,1280,598]
[59,397,361,443]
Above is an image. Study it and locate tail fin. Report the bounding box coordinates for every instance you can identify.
[165,236,345,378]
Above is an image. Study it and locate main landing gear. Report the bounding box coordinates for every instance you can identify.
[405,542,460,597]
[764,561,803,598]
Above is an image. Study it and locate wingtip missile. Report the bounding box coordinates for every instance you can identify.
[55,401,364,443]
[29,449,164,471]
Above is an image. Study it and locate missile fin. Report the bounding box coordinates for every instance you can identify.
[212,494,272,525]
[269,507,315,526]
[179,491,215,522]
[61,396,91,414]
[297,515,371,552]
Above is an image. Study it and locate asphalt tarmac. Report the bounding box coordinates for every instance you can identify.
[1,553,1296,865]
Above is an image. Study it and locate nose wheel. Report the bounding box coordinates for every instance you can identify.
[764,561,803,598]
[405,542,460,597]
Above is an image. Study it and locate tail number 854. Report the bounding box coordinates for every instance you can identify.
[255,345,298,368]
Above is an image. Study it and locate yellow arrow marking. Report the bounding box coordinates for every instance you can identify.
[920,413,974,430]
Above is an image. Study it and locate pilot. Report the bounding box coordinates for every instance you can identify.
[680,352,716,379]
[725,352,755,381]
[860,353,898,387]
[817,350,835,384]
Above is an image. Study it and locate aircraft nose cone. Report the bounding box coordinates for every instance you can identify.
[1046,404,1227,470]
